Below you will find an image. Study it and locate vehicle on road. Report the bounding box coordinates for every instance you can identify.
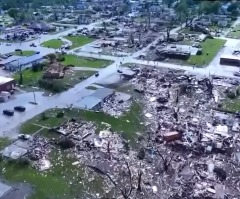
[6,43,11,46]
[95,73,99,77]
[3,109,14,116]
[14,106,26,112]
[30,43,37,47]
[36,51,40,54]
[117,70,123,73]
[15,49,22,51]
[233,72,240,77]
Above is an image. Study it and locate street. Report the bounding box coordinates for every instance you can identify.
[0,17,240,137]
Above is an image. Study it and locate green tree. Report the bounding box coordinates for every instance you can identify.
[176,0,188,24]
[47,53,56,64]
[227,3,239,13]
[201,1,220,14]
[8,8,18,19]
[231,10,239,17]
[162,0,175,8]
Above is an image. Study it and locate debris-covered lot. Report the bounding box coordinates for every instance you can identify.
[2,67,240,198]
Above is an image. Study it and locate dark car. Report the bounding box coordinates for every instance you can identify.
[3,110,14,116]
[15,49,22,51]
[35,51,40,54]
[14,106,26,112]
[117,69,123,73]
[234,72,240,77]
[95,73,99,77]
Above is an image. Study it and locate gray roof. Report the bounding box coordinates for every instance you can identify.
[0,55,21,65]
[91,88,114,100]
[11,54,43,66]
[75,96,102,110]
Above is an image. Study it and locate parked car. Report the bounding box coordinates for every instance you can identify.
[233,72,240,77]
[14,106,26,112]
[30,43,37,47]
[6,43,11,46]
[15,49,22,51]
[18,134,30,140]
[3,109,14,116]
[95,73,99,77]
[35,51,40,54]
[117,70,123,73]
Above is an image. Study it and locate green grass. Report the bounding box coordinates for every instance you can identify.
[186,38,226,66]
[14,69,42,86]
[62,54,111,68]
[14,50,36,56]
[64,36,94,49]
[223,98,240,112]
[179,28,202,34]
[0,137,11,150]
[20,102,143,141]
[11,103,143,198]
[41,39,64,49]
[0,149,104,199]
[227,25,240,39]
[86,85,98,90]
[14,69,95,92]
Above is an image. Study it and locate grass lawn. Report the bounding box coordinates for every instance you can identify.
[9,103,143,198]
[186,38,226,67]
[41,39,64,49]
[227,25,240,39]
[20,102,143,141]
[86,85,98,90]
[62,54,112,68]
[179,28,202,34]
[14,50,36,56]
[64,36,94,49]
[14,69,95,92]
[0,148,104,199]
[223,98,240,112]
[14,69,42,86]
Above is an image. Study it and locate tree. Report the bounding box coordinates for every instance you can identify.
[227,3,239,13]
[19,13,25,22]
[162,0,175,8]
[47,53,56,63]
[176,0,188,25]
[231,10,239,17]
[88,161,134,199]
[8,8,18,19]
[201,1,220,14]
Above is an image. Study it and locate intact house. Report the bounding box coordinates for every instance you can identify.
[0,76,16,92]
[3,54,44,71]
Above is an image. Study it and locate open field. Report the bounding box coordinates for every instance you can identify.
[64,36,94,49]
[186,38,226,66]
[41,39,64,49]
[62,54,112,68]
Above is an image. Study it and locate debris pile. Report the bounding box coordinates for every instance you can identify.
[101,93,132,117]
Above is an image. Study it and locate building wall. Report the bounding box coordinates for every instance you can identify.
[0,80,16,92]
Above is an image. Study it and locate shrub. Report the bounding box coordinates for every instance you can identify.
[227,91,236,99]
[58,138,75,149]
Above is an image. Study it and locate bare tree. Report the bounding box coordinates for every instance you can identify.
[137,165,143,192]
[157,149,174,171]
[88,161,133,199]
